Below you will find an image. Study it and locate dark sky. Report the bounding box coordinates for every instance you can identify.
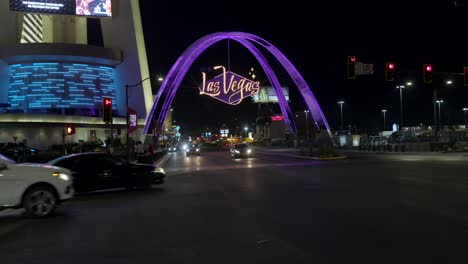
[139,0,468,135]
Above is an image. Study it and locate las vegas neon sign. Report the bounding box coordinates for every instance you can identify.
[199,66,260,105]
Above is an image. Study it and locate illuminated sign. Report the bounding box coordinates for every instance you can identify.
[10,0,112,18]
[252,86,289,103]
[200,66,260,105]
[128,107,137,134]
[220,128,229,137]
[271,115,284,121]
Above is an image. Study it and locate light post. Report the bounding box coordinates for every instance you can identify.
[244,126,248,138]
[382,109,387,131]
[304,110,309,143]
[463,108,468,127]
[338,101,344,131]
[125,76,162,160]
[436,100,444,131]
[395,82,412,131]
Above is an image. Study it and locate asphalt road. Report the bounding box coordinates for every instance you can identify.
[1,150,468,264]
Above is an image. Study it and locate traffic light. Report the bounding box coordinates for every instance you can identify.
[464,67,468,86]
[423,64,433,84]
[102,97,112,123]
[65,126,75,135]
[347,56,356,79]
[385,62,395,81]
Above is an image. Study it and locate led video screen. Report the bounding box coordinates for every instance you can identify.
[10,0,112,18]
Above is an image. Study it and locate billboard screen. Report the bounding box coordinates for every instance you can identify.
[10,0,112,17]
[252,86,289,103]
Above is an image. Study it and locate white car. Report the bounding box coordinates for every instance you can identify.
[0,153,74,217]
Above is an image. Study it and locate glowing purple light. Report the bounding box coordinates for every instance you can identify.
[143,32,332,142]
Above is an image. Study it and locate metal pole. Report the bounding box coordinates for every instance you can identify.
[126,84,129,160]
[383,111,386,131]
[399,87,403,130]
[463,109,468,129]
[305,111,309,144]
[340,104,343,131]
[438,102,442,131]
[433,88,437,142]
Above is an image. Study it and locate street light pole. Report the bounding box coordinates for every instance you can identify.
[125,77,151,161]
[396,85,405,130]
[463,108,468,128]
[436,100,444,131]
[338,101,344,131]
[304,110,309,144]
[382,109,387,131]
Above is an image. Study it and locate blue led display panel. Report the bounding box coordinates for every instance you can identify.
[8,63,117,114]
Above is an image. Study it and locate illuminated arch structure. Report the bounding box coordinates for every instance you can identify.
[144,32,332,141]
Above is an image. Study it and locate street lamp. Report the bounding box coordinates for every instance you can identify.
[244,126,248,137]
[436,100,444,131]
[125,77,152,160]
[304,110,310,143]
[381,109,387,131]
[396,82,411,130]
[338,101,344,131]
[463,108,468,127]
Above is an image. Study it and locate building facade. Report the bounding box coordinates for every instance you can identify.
[0,0,153,148]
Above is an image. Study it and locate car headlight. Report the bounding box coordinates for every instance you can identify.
[196,148,199,152]
[247,149,252,154]
[234,150,240,154]
[53,172,71,181]
[153,167,165,174]
[182,144,188,150]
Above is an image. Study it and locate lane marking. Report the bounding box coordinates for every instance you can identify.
[154,154,172,168]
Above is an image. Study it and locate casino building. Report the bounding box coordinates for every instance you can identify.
[0,0,154,148]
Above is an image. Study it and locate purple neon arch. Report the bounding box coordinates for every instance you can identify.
[143,32,332,140]
[155,34,295,134]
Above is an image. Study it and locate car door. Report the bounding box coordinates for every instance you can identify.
[0,163,23,206]
[54,155,99,192]
[98,156,128,189]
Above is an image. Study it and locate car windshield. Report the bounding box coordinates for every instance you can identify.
[0,153,15,164]
[235,144,248,149]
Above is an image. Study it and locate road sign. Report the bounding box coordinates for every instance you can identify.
[127,107,137,134]
[355,62,374,75]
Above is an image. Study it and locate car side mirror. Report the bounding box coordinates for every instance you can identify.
[0,161,8,170]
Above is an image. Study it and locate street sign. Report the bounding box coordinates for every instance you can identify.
[355,62,374,75]
[127,107,138,134]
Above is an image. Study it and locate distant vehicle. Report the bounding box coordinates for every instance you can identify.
[230,143,252,159]
[0,153,74,217]
[46,152,165,193]
[168,145,179,152]
[185,144,200,156]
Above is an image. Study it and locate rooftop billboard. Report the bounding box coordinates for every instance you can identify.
[10,0,112,17]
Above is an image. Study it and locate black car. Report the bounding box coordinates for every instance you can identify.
[230,143,252,158]
[46,152,166,193]
[185,144,200,156]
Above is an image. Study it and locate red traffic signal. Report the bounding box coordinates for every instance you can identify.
[102,97,112,123]
[65,126,75,135]
[464,67,468,86]
[423,64,433,84]
[347,56,356,79]
[385,62,395,81]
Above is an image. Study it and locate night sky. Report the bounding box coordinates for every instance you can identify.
[139,0,468,135]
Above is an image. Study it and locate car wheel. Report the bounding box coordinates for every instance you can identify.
[23,186,57,218]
